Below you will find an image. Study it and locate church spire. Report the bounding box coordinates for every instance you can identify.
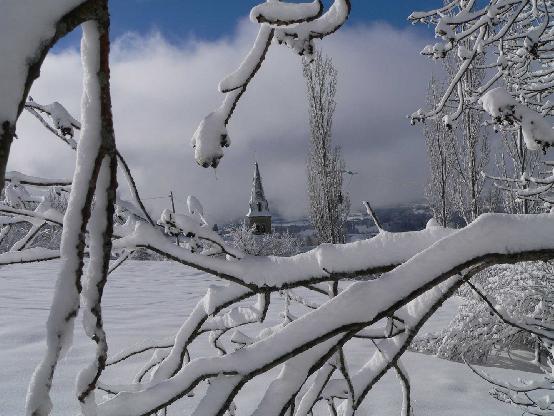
[246,162,272,233]
[251,162,266,203]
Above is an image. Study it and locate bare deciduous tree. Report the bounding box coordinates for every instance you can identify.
[424,77,457,227]
[424,31,490,226]
[492,129,545,214]
[303,50,350,244]
[447,50,490,224]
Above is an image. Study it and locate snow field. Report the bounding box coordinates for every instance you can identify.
[0,260,530,415]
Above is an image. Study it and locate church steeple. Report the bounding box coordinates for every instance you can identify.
[246,162,272,234]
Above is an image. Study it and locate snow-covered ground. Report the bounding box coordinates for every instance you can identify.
[0,260,532,415]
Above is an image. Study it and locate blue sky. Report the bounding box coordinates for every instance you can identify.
[106,1,439,38]
[57,1,439,48]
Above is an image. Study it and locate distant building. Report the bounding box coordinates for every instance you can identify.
[246,162,271,234]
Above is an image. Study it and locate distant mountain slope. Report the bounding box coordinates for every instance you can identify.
[270,203,433,239]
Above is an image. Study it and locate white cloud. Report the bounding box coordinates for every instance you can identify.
[12,19,434,224]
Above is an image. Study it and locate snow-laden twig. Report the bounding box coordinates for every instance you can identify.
[465,280,554,341]
[5,171,71,187]
[191,0,350,168]
[25,96,154,226]
[393,361,411,416]
[113,220,454,290]
[77,154,117,411]
[250,0,323,26]
[294,359,338,416]
[362,201,384,233]
[251,337,343,416]
[0,0,104,205]
[0,247,60,265]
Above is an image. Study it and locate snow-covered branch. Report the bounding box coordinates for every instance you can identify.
[24,95,155,226]
[191,0,350,168]
[410,0,554,152]
[484,159,554,212]
[95,213,554,416]
[4,1,554,414]
[0,0,101,195]
[113,219,453,290]
[5,171,71,187]
[27,8,119,414]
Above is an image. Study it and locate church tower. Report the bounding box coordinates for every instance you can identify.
[246,162,272,234]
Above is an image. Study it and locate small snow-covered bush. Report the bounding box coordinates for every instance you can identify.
[44,187,69,214]
[412,261,554,364]
[227,224,300,256]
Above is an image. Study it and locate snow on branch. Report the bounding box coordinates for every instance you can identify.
[0,1,104,207]
[0,0,88,128]
[362,201,384,233]
[95,213,554,415]
[410,0,554,152]
[273,0,351,56]
[465,279,554,341]
[24,95,155,226]
[483,159,554,211]
[97,219,454,414]
[466,341,554,415]
[191,0,350,168]
[8,1,554,414]
[157,209,243,259]
[26,98,81,137]
[218,25,274,94]
[250,0,323,26]
[113,220,453,289]
[0,247,60,265]
[480,87,554,151]
[0,204,64,227]
[5,171,71,187]
[250,337,343,416]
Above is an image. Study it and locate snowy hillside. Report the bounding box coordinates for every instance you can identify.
[268,203,433,244]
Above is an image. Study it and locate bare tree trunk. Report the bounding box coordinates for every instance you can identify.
[424,77,456,227]
[76,6,118,410]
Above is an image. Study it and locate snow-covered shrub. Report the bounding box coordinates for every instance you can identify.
[472,343,554,415]
[0,183,67,252]
[27,224,63,251]
[129,248,166,261]
[44,187,69,214]
[412,261,554,364]
[227,223,300,256]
